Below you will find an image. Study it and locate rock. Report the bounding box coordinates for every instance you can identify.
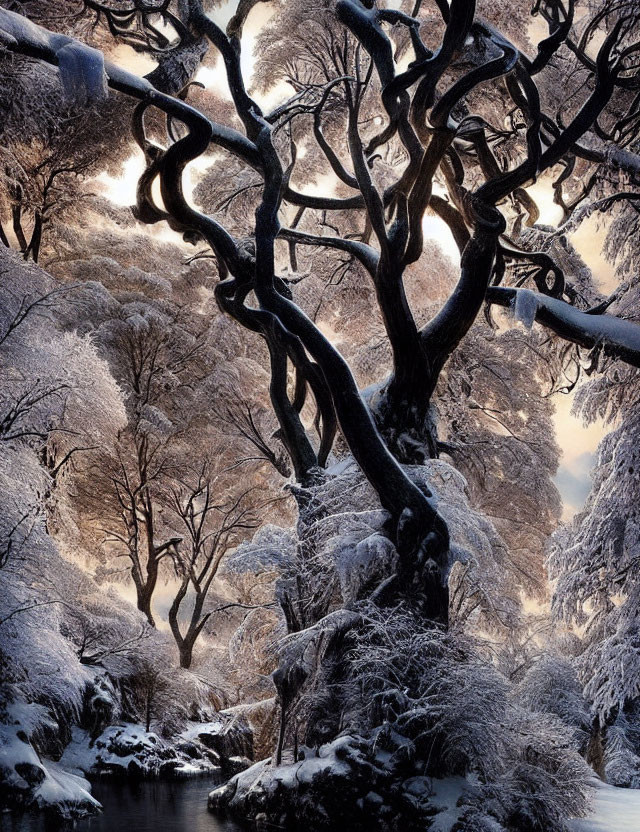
[81,674,120,742]
[127,758,145,777]
[222,755,253,775]
[14,762,46,786]
[197,713,254,760]
[175,740,202,759]
[60,722,224,780]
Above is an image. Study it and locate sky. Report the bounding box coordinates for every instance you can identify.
[552,392,604,521]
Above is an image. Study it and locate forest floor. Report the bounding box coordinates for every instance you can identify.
[570,782,640,831]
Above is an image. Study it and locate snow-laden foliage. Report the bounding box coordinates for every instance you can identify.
[257,457,520,637]
[438,323,562,601]
[346,609,512,776]
[225,524,299,579]
[602,706,640,789]
[345,608,592,830]
[0,245,241,815]
[516,654,591,750]
[551,399,640,720]
[0,250,125,717]
[218,455,523,769]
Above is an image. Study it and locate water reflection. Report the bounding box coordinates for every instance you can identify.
[0,778,244,832]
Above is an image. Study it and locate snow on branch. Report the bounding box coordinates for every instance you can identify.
[486,285,640,367]
[512,287,539,330]
[0,9,107,106]
[0,8,261,171]
[56,41,107,106]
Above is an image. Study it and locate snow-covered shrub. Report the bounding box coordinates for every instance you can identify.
[117,653,228,739]
[516,653,591,750]
[347,608,510,778]
[344,607,593,831]
[603,707,640,788]
[466,710,593,832]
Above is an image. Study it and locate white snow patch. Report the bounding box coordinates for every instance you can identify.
[428,777,468,831]
[325,456,359,477]
[57,40,108,105]
[570,781,640,832]
[60,722,223,779]
[33,761,100,814]
[57,727,102,775]
[512,288,539,330]
[179,719,225,743]
[0,717,100,816]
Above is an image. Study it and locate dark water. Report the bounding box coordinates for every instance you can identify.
[0,779,245,832]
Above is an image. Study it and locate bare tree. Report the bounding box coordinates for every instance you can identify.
[101,432,181,627]
[133,659,171,733]
[212,391,291,478]
[167,463,259,668]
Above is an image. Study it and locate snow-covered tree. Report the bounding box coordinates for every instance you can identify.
[2,0,640,826]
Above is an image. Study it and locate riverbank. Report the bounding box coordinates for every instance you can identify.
[0,702,252,820]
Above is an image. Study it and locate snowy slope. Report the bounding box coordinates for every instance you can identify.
[570,782,640,832]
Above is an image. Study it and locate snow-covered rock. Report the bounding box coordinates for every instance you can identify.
[0,709,99,819]
[60,722,223,779]
[209,732,475,831]
[180,713,254,773]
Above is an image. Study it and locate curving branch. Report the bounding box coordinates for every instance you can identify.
[4,0,639,629]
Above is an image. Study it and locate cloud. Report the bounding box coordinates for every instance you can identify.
[553,451,596,520]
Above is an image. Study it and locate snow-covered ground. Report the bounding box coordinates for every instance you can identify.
[570,782,640,832]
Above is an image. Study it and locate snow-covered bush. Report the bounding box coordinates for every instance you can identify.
[462,710,593,831]
[346,608,510,777]
[602,706,640,788]
[215,590,593,832]
[344,607,593,831]
[516,653,591,751]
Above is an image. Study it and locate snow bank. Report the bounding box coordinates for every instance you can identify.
[0,708,245,818]
[0,710,100,818]
[570,781,640,832]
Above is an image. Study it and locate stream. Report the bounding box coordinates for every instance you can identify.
[0,778,244,832]
[3,776,640,831]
